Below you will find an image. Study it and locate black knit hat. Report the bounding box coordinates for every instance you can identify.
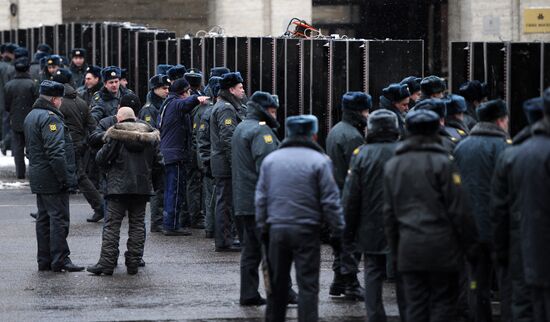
[342,92,372,111]
[367,109,398,134]
[382,83,410,103]
[420,75,446,95]
[119,93,142,115]
[415,98,447,118]
[250,91,279,109]
[477,99,508,122]
[406,109,440,135]
[220,72,243,90]
[52,68,73,84]
[40,80,65,97]
[170,78,190,95]
[523,97,544,125]
[400,76,422,93]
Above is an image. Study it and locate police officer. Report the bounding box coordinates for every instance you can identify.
[68,48,87,89]
[342,109,400,322]
[166,64,187,82]
[419,75,446,101]
[90,66,133,122]
[40,55,62,81]
[400,76,422,109]
[29,44,51,82]
[256,115,344,322]
[232,91,281,306]
[444,94,470,141]
[454,99,511,322]
[23,80,84,272]
[0,43,17,154]
[52,68,104,223]
[492,97,544,322]
[379,83,410,137]
[4,57,38,179]
[384,109,478,322]
[458,80,488,130]
[210,72,247,251]
[159,78,207,236]
[185,69,206,229]
[138,74,169,232]
[204,67,230,96]
[197,76,222,238]
[77,65,102,107]
[87,107,163,276]
[326,92,370,301]
[493,88,550,322]
[415,98,458,153]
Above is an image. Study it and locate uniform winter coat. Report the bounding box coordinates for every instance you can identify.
[197,102,215,173]
[23,97,77,194]
[209,90,247,178]
[77,82,102,107]
[192,100,213,171]
[138,91,165,128]
[495,118,550,287]
[90,86,133,122]
[454,122,510,242]
[255,137,344,236]
[379,96,406,137]
[342,134,398,254]
[158,93,199,164]
[4,72,38,132]
[96,121,163,197]
[445,117,469,141]
[384,135,478,272]
[232,101,280,216]
[59,84,96,148]
[325,110,366,190]
[464,101,478,130]
[89,116,117,149]
[69,63,87,89]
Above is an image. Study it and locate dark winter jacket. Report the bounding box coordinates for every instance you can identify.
[445,117,470,141]
[342,134,398,254]
[138,91,165,128]
[197,102,215,174]
[454,122,510,242]
[192,100,213,171]
[77,82,102,107]
[210,90,247,178]
[89,116,117,149]
[69,63,88,89]
[0,61,15,113]
[494,118,550,287]
[59,84,96,148]
[96,121,163,197]
[255,137,344,236]
[325,110,366,190]
[4,72,39,132]
[23,97,77,194]
[384,135,478,272]
[90,86,132,122]
[232,101,280,216]
[379,96,406,138]
[464,101,478,130]
[158,93,200,164]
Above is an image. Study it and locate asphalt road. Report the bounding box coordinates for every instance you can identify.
[0,183,404,321]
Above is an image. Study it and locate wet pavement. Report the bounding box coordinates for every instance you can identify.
[0,186,402,321]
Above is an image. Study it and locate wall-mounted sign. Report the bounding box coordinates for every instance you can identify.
[524,8,550,33]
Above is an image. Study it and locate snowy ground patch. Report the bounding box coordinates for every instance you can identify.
[0,181,29,190]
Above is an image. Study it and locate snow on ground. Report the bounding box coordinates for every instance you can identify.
[0,151,28,168]
[0,181,29,190]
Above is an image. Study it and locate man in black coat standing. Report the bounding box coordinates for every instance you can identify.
[384,109,478,322]
[23,80,84,272]
[87,107,163,275]
[326,91,371,300]
[4,57,38,179]
[342,109,400,322]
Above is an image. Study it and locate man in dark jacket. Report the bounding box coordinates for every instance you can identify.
[4,57,38,178]
[210,72,247,251]
[0,43,17,154]
[491,97,544,322]
[419,75,446,101]
[69,48,87,89]
[77,65,102,107]
[23,80,84,273]
[400,76,422,109]
[415,99,459,153]
[326,91,371,300]
[159,78,207,236]
[197,76,222,238]
[87,107,163,276]
[342,109,400,322]
[384,109,478,322]
[90,66,133,122]
[444,94,470,141]
[256,115,344,322]
[458,80,488,130]
[232,91,281,305]
[137,74,169,232]
[454,99,510,322]
[379,83,410,137]
[495,89,550,322]
[53,68,104,223]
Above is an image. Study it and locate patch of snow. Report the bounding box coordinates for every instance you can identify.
[0,151,28,167]
[0,181,29,190]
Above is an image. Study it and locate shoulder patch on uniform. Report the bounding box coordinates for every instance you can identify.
[263,134,273,144]
[353,147,360,155]
[452,172,462,185]
[48,123,57,132]
[506,139,512,144]
[259,121,266,126]
[199,123,205,130]
[450,137,458,142]
[449,155,455,161]
[193,123,197,129]
[224,118,232,126]
[457,129,466,135]
[145,115,151,122]
[48,111,55,115]
[94,96,99,101]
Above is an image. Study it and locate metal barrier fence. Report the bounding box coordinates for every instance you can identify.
[1,22,424,143]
